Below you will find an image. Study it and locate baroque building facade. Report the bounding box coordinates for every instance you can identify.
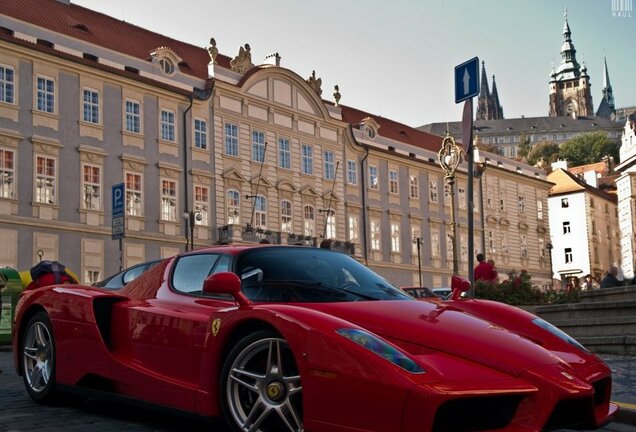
[0,0,553,289]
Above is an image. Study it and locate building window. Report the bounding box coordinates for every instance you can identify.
[254,195,267,229]
[347,160,357,185]
[431,232,440,257]
[225,123,239,156]
[325,213,336,239]
[125,172,142,216]
[301,144,313,175]
[565,247,573,263]
[194,186,209,226]
[561,197,569,208]
[160,179,177,222]
[304,205,315,237]
[537,200,543,220]
[324,151,335,180]
[35,156,55,204]
[499,198,505,211]
[458,187,466,209]
[36,76,55,113]
[500,231,508,254]
[391,222,400,253]
[563,221,571,234]
[84,269,101,285]
[160,109,175,142]
[348,215,359,243]
[227,190,240,225]
[82,88,99,124]
[194,118,207,149]
[0,65,15,104]
[369,165,378,190]
[539,237,545,258]
[281,200,292,233]
[446,233,453,259]
[82,165,101,210]
[125,100,141,133]
[410,175,419,199]
[0,148,15,198]
[389,170,399,194]
[518,196,525,213]
[488,230,495,253]
[252,130,265,162]
[590,198,595,208]
[429,179,438,203]
[411,227,421,256]
[278,138,290,169]
[521,235,528,258]
[444,184,451,206]
[159,58,174,74]
[370,219,381,250]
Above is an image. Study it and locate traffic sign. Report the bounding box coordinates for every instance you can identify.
[112,183,124,217]
[454,57,480,103]
[112,183,125,240]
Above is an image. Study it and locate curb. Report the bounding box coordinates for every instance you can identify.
[0,344,11,352]
[616,405,636,426]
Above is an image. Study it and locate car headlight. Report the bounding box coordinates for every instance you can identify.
[336,328,425,374]
[532,318,589,353]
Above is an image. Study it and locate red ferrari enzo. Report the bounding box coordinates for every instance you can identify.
[12,245,617,431]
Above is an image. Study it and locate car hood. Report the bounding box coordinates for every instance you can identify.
[308,300,563,376]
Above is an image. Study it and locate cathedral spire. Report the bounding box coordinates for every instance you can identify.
[596,55,615,119]
[491,75,504,119]
[476,61,504,120]
[554,9,581,80]
[479,60,490,97]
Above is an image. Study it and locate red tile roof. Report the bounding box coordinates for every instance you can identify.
[0,0,226,80]
[340,104,443,153]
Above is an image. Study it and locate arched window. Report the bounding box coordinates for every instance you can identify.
[303,205,315,237]
[326,213,336,239]
[227,190,240,225]
[281,200,292,233]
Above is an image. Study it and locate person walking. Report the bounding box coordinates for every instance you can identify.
[474,253,497,283]
[600,265,622,288]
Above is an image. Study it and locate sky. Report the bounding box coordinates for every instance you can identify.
[73,0,636,128]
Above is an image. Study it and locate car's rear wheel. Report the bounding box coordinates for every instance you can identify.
[221,329,303,431]
[21,311,57,403]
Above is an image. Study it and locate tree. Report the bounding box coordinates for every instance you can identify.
[518,134,532,159]
[559,132,620,167]
[527,141,560,166]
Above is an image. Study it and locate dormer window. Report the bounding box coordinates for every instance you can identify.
[159,58,174,74]
[150,47,182,76]
[360,117,380,141]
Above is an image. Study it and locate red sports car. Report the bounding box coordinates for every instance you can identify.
[12,246,617,431]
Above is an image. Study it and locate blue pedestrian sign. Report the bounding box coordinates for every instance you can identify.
[454,57,480,103]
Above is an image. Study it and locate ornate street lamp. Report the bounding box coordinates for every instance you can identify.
[438,133,463,275]
[412,237,423,286]
[473,141,487,258]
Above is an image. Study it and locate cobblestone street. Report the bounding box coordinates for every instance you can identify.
[1,347,634,431]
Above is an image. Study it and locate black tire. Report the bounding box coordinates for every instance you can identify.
[220,329,303,432]
[21,311,57,404]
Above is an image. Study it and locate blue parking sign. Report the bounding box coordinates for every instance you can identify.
[112,183,124,217]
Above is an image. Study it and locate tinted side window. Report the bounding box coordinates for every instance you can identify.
[172,254,219,293]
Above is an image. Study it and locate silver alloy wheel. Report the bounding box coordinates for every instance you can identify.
[226,337,303,432]
[23,320,53,393]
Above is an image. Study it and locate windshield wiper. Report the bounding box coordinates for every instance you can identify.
[247,279,380,300]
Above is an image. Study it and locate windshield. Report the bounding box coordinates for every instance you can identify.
[236,247,412,302]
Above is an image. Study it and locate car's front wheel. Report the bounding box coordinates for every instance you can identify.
[21,311,57,403]
[220,329,303,431]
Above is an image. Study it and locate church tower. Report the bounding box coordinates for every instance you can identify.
[596,56,615,119]
[476,61,505,120]
[549,11,593,117]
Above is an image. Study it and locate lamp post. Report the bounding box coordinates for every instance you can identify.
[473,143,487,257]
[413,237,422,286]
[183,210,202,251]
[438,133,463,275]
[546,242,554,287]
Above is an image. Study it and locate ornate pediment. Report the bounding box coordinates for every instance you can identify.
[277,180,298,192]
[499,218,510,227]
[222,167,248,182]
[300,185,319,197]
[250,175,274,189]
[322,191,341,203]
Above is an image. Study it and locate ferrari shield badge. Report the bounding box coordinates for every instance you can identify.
[212,318,222,336]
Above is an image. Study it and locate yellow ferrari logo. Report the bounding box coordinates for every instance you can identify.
[212,318,222,336]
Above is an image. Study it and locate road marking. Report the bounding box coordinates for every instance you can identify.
[615,401,636,410]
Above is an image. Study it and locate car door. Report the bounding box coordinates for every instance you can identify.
[116,253,233,410]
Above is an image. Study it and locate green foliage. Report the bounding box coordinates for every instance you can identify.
[559,131,620,167]
[474,270,580,306]
[517,134,532,158]
[527,141,560,166]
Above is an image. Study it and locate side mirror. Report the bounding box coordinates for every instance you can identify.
[449,275,471,300]
[203,272,251,306]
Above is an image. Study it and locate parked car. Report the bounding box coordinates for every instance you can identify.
[93,259,163,290]
[13,246,617,431]
[431,287,452,298]
[401,286,439,300]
